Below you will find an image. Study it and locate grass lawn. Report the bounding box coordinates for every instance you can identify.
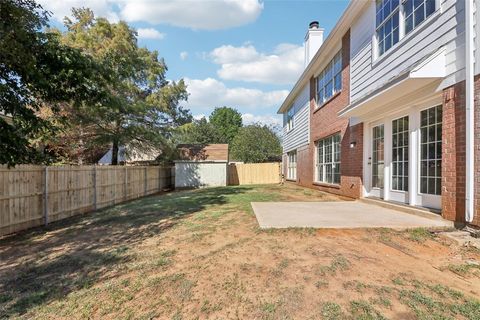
[0,184,479,319]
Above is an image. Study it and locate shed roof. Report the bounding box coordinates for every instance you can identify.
[176,144,229,162]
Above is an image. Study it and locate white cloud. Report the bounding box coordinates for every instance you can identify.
[193,114,206,120]
[38,0,120,22]
[136,28,165,40]
[39,0,263,30]
[120,0,263,30]
[210,43,304,85]
[210,44,259,64]
[241,113,282,127]
[180,51,189,60]
[184,78,288,112]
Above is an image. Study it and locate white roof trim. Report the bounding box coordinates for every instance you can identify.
[277,0,368,114]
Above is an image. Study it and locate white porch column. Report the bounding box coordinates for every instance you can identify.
[383,122,392,201]
[408,109,419,206]
[363,123,371,198]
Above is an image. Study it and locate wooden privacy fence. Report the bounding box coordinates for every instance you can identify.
[228,162,281,185]
[0,165,174,236]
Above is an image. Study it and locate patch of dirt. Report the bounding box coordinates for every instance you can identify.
[0,184,479,319]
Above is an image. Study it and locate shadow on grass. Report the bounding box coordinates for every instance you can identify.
[0,186,253,318]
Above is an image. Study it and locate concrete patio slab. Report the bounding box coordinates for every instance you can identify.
[251,201,454,229]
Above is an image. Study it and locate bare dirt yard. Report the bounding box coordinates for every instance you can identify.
[0,184,479,319]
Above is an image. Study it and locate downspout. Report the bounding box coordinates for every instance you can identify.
[465,0,475,223]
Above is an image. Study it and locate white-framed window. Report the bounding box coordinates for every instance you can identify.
[286,107,294,131]
[404,0,436,34]
[315,51,342,107]
[392,116,409,191]
[376,0,436,57]
[315,133,341,184]
[420,105,442,195]
[376,0,400,56]
[287,151,297,180]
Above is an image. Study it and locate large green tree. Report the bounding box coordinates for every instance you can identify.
[0,0,105,166]
[175,107,243,146]
[54,8,191,165]
[209,107,242,144]
[230,124,282,163]
[175,117,222,145]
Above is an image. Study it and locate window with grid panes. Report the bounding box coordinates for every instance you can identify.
[376,0,400,56]
[316,51,342,106]
[286,107,294,131]
[392,116,409,191]
[372,125,385,188]
[420,105,442,195]
[316,134,341,184]
[404,0,436,35]
[287,151,297,180]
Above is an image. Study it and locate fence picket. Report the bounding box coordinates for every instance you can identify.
[0,165,173,236]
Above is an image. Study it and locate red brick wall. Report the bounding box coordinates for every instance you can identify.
[340,123,364,198]
[442,81,466,223]
[296,146,311,186]
[474,75,480,227]
[294,30,364,199]
[443,75,480,227]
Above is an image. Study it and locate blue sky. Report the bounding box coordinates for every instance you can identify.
[39,0,349,126]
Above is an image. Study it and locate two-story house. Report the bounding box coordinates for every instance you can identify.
[279,0,480,227]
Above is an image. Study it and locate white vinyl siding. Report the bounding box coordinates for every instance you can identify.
[351,0,466,103]
[283,85,310,152]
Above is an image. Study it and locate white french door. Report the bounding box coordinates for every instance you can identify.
[370,124,384,198]
[365,104,442,210]
[416,105,442,209]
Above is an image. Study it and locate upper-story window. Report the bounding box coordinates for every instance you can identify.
[376,0,436,57]
[286,107,294,131]
[315,51,342,107]
[404,0,436,34]
[376,0,400,56]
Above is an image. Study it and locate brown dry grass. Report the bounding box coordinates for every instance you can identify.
[0,184,479,319]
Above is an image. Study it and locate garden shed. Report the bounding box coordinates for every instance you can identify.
[174,144,228,188]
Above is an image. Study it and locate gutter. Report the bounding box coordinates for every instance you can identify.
[465,0,475,223]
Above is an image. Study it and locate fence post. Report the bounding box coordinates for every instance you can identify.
[144,166,147,196]
[93,165,97,210]
[43,166,49,226]
[158,166,162,192]
[124,166,128,200]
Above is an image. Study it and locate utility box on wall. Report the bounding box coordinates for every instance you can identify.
[174,161,228,188]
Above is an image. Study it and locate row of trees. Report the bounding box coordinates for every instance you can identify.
[1,1,190,166]
[1,1,282,166]
[176,107,282,163]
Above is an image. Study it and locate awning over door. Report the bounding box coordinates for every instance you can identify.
[339,48,446,119]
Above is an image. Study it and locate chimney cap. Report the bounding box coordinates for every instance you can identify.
[309,21,320,29]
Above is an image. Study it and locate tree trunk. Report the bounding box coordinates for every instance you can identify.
[111,139,119,165]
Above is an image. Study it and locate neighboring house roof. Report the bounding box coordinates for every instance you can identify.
[277,0,367,114]
[176,144,229,162]
[98,146,159,164]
